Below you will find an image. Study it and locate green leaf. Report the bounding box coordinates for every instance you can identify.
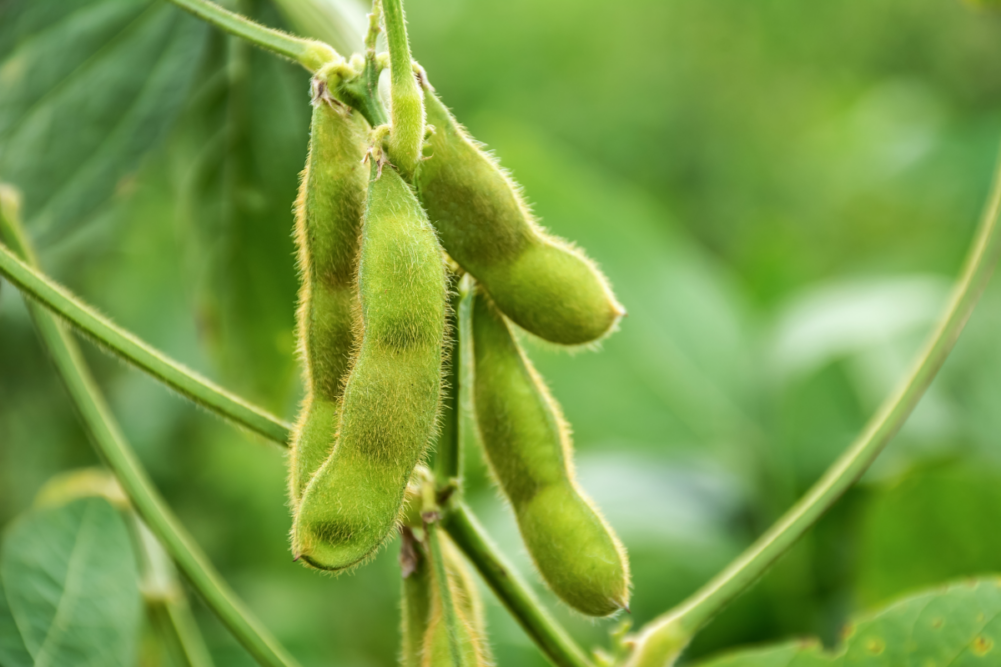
[694,578,1001,666]
[0,497,142,667]
[0,0,208,239]
[854,462,1001,608]
[175,17,310,409]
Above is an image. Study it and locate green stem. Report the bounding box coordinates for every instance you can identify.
[382,0,424,180]
[426,521,464,667]
[364,2,389,126]
[167,0,339,72]
[148,598,215,667]
[0,193,300,667]
[334,3,389,129]
[442,503,593,667]
[625,143,1001,666]
[133,517,215,667]
[0,238,291,446]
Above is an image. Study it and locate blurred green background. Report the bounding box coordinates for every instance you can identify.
[3,0,1001,664]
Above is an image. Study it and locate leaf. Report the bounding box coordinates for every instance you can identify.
[694,578,1001,666]
[173,13,311,409]
[0,497,142,667]
[854,462,1001,609]
[270,0,367,57]
[0,0,208,239]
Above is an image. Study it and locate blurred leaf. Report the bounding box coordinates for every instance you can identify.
[855,460,1001,608]
[694,578,1001,666]
[271,0,367,56]
[172,10,310,409]
[0,0,208,239]
[769,275,949,382]
[0,497,142,667]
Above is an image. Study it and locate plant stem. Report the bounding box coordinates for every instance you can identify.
[133,517,216,667]
[327,5,388,129]
[168,0,339,72]
[364,2,389,126]
[624,143,1001,666]
[442,503,593,667]
[148,598,215,667]
[426,521,464,667]
[382,0,424,180]
[0,191,300,667]
[0,238,291,446]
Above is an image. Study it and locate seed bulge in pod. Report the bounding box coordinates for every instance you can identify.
[417,88,623,346]
[288,74,369,508]
[470,289,630,616]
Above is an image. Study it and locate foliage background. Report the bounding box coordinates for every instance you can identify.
[3,0,1001,664]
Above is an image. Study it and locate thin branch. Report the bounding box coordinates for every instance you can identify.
[325,4,388,129]
[134,518,215,667]
[0,190,300,667]
[0,239,291,446]
[623,141,1001,666]
[167,0,339,72]
[442,503,593,667]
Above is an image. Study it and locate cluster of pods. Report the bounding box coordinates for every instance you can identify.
[287,38,630,663]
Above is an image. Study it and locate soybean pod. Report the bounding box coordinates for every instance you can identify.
[292,157,448,572]
[288,71,369,507]
[470,289,630,616]
[417,86,623,346]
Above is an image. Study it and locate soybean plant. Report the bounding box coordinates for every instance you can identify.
[5,1,1000,667]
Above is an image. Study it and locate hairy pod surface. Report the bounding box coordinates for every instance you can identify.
[421,533,491,667]
[470,291,630,616]
[417,89,623,346]
[292,162,448,571]
[288,82,369,507]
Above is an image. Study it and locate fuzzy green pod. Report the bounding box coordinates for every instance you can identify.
[292,161,448,571]
[470,290,630,616]
[288,76,370,508]
[417,88,623,346]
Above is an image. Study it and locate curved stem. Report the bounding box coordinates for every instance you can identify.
[167,0,339,72]
[0,192,300,667]
[442,503,593,667]
[625,143,1001,666]
[0,239,291,446]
